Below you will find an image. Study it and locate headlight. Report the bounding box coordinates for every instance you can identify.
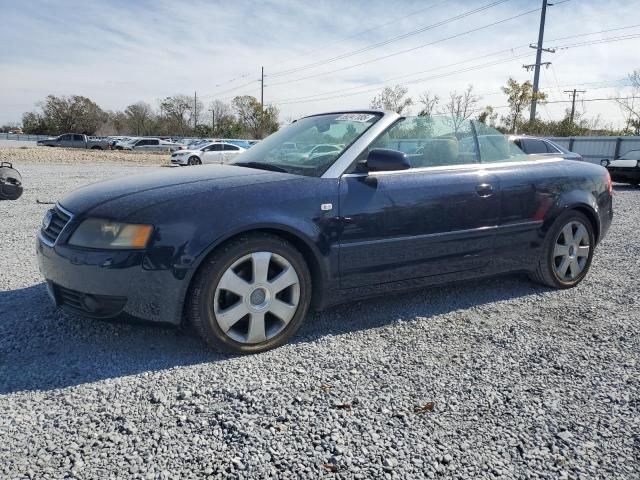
[68,219,153,249]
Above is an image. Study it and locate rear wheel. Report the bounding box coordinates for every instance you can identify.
[529,210,595,288]
[188,156,201,166]
[188,233,312,354]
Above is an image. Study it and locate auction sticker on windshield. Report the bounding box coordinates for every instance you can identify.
[335,113,377,122]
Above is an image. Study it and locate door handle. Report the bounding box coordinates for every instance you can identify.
[475,183,493,197]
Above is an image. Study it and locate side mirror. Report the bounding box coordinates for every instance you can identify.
[366,148,410,172]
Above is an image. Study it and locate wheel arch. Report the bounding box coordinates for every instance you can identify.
[569,204,600,243]
[179,224,329,323]
[546,190,601,244]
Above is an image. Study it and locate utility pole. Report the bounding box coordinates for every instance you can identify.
[260,66,264,112]
[211,108,215,134]
[193,91,198,130]
[524,0,555,123]
[564,89,586,124]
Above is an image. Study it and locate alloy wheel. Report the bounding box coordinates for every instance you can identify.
[213,252,300,344]
[553,220,590,282]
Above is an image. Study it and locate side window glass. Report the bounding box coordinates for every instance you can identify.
[150,139,159,146]
[73,134,84,141]
[359,116,478,170]
[474,121,528,163]
[523,139,548,154]
[223,144,239,151]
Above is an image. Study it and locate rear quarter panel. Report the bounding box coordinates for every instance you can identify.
[488,159,611,271]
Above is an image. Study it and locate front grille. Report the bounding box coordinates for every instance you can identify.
[41,206,71,245]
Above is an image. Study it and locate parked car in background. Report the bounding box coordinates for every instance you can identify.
[284,143,342,164]
[37,134,109,150]
[119,138,181,152]
[511,136,583,161]
[601,149,640,185]
[171,141,247,166]
[37,110,612,354]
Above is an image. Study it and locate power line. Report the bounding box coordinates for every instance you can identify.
[274,0,453,67]
[271,54,533,105]
[196,20,639,101]
[267,34,637,105]
[267,7,541,88]
[268,0,514,78]
[199,23,639,102]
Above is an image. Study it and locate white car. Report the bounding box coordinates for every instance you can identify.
[170,141,246,166]
[602,149,640,186]
[120,138,180,152]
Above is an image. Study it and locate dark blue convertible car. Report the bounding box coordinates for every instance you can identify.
[37,111,613,353]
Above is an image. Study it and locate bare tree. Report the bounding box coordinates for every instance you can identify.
[208,100,234,135]
[615,70,640,134]
[124,102,154,135]
[444,85,480,133]
[418,92,440,117]
[370,85,413,114]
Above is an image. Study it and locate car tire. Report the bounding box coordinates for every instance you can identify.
[188,233,312,354]
[188,156,201,166]
[529,210,595,289]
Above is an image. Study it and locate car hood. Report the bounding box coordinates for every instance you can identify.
[59,164,290,219]
[609,159,638,168]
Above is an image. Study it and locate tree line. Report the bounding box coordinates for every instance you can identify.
[17,94,279,139]
[7,70,639,138]
[370,71,640,137]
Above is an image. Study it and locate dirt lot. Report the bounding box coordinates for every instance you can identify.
[0,160,639,479]
[0,145,171,166]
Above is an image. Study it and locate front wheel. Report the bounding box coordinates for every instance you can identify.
[188,233,312,354]
[529,210,595,289]
[188,156,201,166]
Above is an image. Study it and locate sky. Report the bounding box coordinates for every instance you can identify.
[0,0,638,128]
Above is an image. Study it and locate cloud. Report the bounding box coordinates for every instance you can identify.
[0,0,637,127]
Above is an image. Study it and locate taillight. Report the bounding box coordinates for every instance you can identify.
[606,170,612,195]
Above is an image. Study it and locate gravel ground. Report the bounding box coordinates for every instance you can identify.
[0,145,170,166]
[0,163,639,479]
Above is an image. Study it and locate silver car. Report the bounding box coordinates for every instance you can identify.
[120,138,180,152]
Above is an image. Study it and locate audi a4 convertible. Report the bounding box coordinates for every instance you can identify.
[37,110,613,353]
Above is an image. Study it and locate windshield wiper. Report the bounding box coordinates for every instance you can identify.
[234,161,289,173]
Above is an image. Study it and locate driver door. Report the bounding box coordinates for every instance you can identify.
[202,144,224,164]
[338,116,500,288]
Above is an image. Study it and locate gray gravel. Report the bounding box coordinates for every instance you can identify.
[1,163,639,479]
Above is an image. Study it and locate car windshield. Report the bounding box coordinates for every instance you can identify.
[620,150,640,160]
[231,112,382,177]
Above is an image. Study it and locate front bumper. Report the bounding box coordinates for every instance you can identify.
[607,167,640,183]
[36,235,188,325]
[171,156,188,165]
